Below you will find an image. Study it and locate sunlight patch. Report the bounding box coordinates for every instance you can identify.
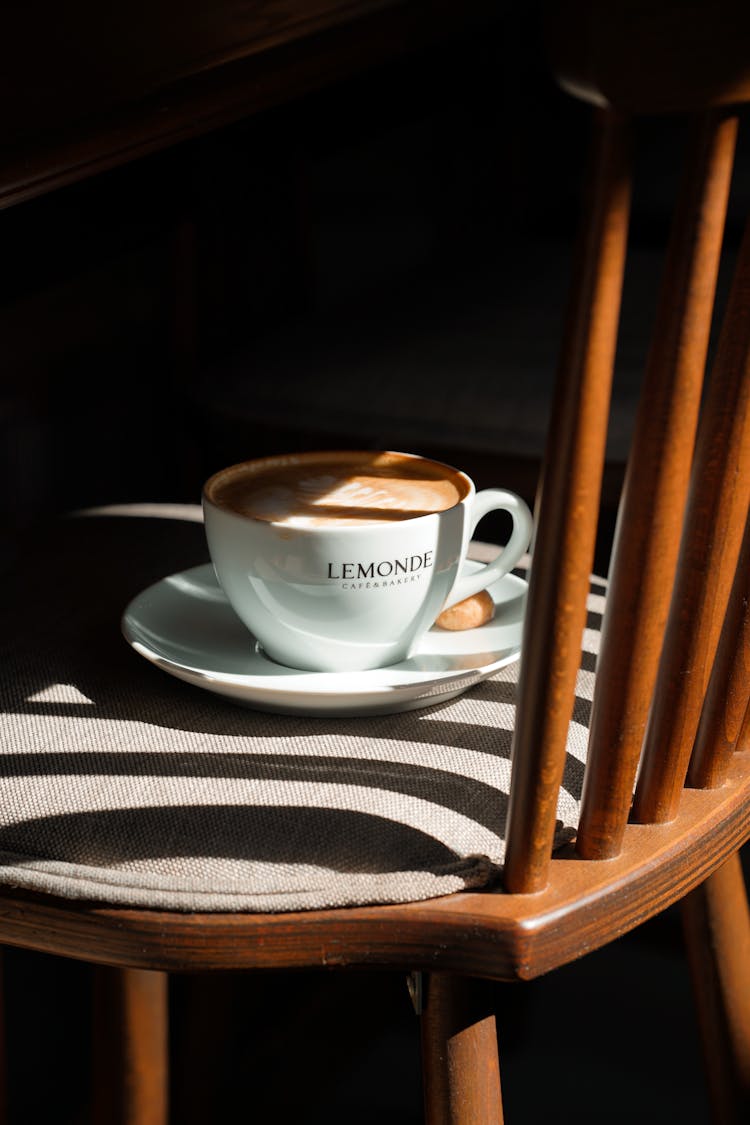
[26,683,95,705]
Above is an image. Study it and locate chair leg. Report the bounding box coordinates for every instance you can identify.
[681,852,750,1124]
[420,972,503,1124]
[91,966,169,1125]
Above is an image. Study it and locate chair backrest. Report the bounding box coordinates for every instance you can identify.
[503,1,750,892]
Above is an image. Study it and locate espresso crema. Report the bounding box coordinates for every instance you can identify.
[205,451,468,527]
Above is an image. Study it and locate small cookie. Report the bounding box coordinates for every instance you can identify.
[435,589,495,631]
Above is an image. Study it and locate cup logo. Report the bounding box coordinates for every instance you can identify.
[327,550,434,589]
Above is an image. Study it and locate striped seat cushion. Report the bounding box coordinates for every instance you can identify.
[0,505,603,912]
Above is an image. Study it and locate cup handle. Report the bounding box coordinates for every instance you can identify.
[442,489,533,610]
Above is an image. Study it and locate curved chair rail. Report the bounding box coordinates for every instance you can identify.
[0,752,747,983]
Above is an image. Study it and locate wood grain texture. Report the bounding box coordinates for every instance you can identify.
[0,754,746,985]
[576,111,737,859]
[545,0,750,113]
[421,974,503,1125]
[92,967,169,1125]
[502,109,631,893]
[682,854,750,1124]
[739,704,750,754]
[689,510,750,789]
[633,212,750,824]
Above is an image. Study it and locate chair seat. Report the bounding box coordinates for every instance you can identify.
[0,504,602,913]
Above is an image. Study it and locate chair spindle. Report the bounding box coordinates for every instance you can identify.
[577,111,738,858]
[503,109,631,893]
[633,203,750,824]
[688,507,750,789]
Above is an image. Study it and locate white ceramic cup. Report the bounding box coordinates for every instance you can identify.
[202,451,532,672]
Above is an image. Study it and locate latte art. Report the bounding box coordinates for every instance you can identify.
[206,452,468,526]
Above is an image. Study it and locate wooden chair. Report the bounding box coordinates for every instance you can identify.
[3,2,750,1122]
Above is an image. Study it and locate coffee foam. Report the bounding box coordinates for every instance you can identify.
[207,453,467,526]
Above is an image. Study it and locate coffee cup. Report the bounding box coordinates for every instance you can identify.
[202,450,532,672]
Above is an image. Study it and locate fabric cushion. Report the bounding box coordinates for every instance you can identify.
[0,505,604,912]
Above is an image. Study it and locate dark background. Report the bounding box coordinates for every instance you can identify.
[4,5,746,575]
[2,2,748,1120]
[1,6,705,561]
[2,10,568,531]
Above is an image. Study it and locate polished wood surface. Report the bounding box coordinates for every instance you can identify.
[577,110,737,858]
[502,109,631,893]
[689,512,750,790]
[0,754,746,984]
[421,974,503,1125]
[633,211,750,824]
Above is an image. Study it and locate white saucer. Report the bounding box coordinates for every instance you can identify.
[122,562,527,717]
